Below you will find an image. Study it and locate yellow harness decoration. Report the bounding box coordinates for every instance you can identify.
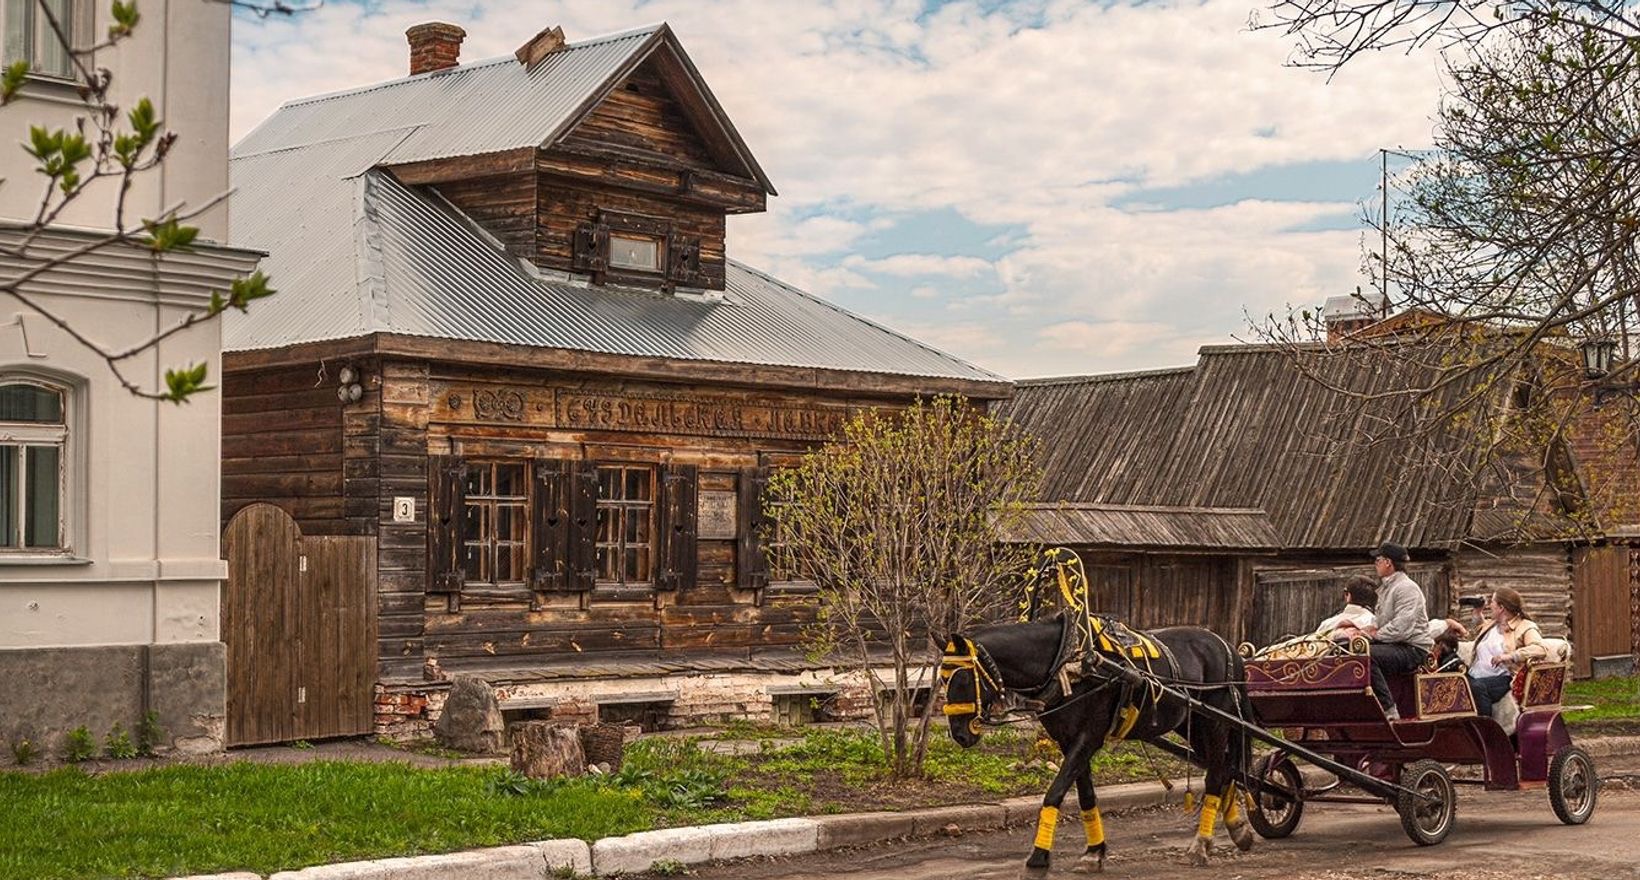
[1220,783,1241,823]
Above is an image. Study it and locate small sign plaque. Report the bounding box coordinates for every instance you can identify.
[698,490,737,539]
[393,497,416,523]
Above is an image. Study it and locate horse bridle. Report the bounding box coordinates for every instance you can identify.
[940,635,1010,732]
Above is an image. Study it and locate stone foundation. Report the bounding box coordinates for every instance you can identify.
[0,641,226,764]
[374,665,893,741]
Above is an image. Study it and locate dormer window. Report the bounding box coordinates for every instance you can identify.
[609,233,662,273]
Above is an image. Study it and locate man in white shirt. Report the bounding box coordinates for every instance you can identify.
[1360,542,1433,721]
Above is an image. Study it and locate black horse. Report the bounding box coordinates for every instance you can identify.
[942,616,1254,871]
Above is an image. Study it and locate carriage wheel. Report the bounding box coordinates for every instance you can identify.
[1396,760,1456,846]
[1247,753,1304,839]
[1549,746,1598,825]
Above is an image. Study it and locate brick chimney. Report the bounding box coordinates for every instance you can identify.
[407,22,465,76]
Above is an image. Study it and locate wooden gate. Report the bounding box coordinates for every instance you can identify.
[223,504,377,746]
[1572,546,1632,678]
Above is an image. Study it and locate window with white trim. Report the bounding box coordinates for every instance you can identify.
[2,0,80,79]
[0,380,65,551]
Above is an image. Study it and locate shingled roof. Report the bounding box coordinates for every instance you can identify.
[225,24,1004,391]
[1000,344,1588,551]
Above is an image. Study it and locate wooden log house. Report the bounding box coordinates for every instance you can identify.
[221,22,1009,743]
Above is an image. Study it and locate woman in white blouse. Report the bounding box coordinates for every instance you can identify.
[1468,587,1548,718]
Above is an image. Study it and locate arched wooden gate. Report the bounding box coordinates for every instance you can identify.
[223,504,377,746]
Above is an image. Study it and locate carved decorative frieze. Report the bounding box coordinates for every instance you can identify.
[558,391,849,440]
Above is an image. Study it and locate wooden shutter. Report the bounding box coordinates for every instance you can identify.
[737,465,770,591]
[657,464,698,590]
[427,455,466,596]
[569,460,599,590]
[530,460,573,592]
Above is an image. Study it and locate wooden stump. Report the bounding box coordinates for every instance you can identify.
[509,721,585,780]
[578,723,627,773]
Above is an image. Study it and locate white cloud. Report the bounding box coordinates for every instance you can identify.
[842,253,995,278]
[230,0,1444,379]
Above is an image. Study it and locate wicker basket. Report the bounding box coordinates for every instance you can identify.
[578,723,627,772]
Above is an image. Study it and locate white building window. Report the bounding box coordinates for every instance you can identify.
[2,0,78,79]
[608,233,662,273]
[0,380,66,551]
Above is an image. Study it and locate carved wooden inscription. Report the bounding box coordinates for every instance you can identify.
[558,392,848,440]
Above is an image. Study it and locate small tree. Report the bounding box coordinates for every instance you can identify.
[768,395,1040,777]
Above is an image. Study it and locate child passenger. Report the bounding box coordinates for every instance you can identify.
[1314,576,1378,640]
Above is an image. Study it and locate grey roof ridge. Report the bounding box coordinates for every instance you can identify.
[1014,365,1196,386]
[231,124,424,161]
[272,23,665,111]
[726,258,1008,384]
[352,172,391,333]
[1198,340,1328,354]
[1022,501,1269,516]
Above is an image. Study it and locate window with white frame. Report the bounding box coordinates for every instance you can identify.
[2,0,79,79]
[0,380,66,551]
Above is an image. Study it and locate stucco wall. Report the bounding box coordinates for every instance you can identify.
[0,0,229,238]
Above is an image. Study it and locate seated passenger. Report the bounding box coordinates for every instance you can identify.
[1467,587,1548,718]
[1314,576,1377,640]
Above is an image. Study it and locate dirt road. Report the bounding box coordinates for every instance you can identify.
[686,782,1640,880]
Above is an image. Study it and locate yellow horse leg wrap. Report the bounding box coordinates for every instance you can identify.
[1083,808,1105,847]
[1197,795,1221,838]
[1034,806,1059,850]
[1221,784,1241,823]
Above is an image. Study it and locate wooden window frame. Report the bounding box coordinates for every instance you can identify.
[0,378,69,557]
[594,463,656,592]
[2,0,91,82]
[458,459,531,598]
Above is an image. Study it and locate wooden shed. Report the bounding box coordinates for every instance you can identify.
[220,22,1009,743]
[1000,346,1637,670]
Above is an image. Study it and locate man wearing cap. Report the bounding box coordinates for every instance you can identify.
[1361,541,1432,720]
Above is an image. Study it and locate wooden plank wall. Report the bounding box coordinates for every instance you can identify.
[1571,545,1632,677]
[223,504,376,746]
[434,173,536,260]
[365,360,432,680]
[1249,561,1452,648]
[1453,545,1570,638]
[535,178,726,288]
[222,364,348,534]
[1077,552,1247,643]
[560,60,718,170]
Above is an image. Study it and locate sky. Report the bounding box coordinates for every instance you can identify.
[230,0,1447,379]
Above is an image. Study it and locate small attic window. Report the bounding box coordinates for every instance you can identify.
[609,233,663,272]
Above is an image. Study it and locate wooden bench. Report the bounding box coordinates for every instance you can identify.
[591,690,678,731]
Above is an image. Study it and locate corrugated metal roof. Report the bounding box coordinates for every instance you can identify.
[225,158,1002,383]
[1005,503,1281,550]
[234,27,657,166]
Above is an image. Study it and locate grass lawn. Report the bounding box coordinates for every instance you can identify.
[1564,674,1640,726]
[0,725,1185,880]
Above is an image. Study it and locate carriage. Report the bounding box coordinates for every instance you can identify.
[1239,647,1598,846]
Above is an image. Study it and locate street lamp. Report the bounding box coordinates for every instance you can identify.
[1580,336,1618,379]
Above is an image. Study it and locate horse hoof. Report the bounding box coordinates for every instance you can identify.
[1073,853,1106,873]
[1228,819,1255,852]
[1024,848,1051,871]
[1185,838,1210,867]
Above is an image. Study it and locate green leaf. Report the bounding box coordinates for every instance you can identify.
[142,216,199,253]
[0,60,29,104]
[162,361,212,403]
[127,97,158,143]
[108,0,139,37]
[225,270,274,311]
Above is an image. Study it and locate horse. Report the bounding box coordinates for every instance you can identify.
[941,615,1254,871]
